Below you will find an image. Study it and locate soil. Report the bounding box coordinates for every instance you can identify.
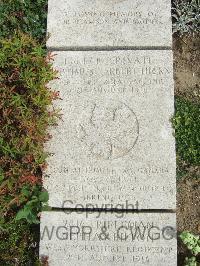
[173,34,200,265]
[173,34,200,103]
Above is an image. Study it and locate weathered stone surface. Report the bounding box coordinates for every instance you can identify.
[47,0,172,49]
[44,50,176,209]
[40,211,177,266]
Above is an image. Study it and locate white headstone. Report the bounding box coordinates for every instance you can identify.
[40,211,177,265]
[43,0,177,263]
[44,50,176,210]
[47,0,172,49]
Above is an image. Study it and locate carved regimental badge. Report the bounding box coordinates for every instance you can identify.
[76,100,139,160]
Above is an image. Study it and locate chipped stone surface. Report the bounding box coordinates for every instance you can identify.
[40,211,177,266]
[47,0,172,49]
[44,50,176,209]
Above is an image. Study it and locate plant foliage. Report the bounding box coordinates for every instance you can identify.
[180,231,200,266]
[0,219,40,265]
[0,0,48,40]
[173,97,200,166]
[172,0,200,35]
[0,32,59,264]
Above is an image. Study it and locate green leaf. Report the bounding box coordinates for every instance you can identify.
[41,205,51,211]
[39,191,49,202]
[15,207,31,221]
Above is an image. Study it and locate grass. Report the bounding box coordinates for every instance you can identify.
[173,97,200,166]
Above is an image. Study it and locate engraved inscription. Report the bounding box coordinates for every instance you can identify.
[76,100,139,160]
[40,213,177,265]
[59,54,171,97]
[47,0,172,48]
[63,10,164,26]
[44,51,176,209]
